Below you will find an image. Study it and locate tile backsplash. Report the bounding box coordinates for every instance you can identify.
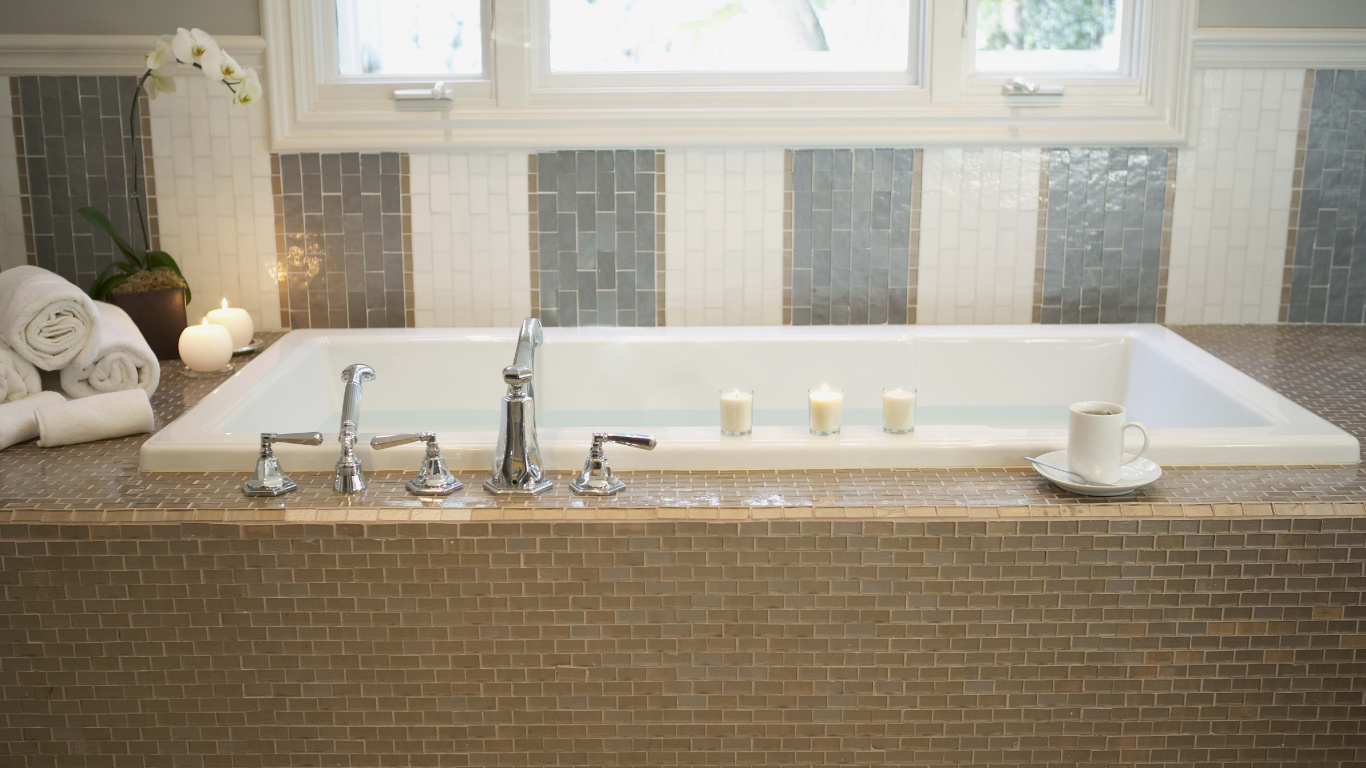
[2,68,1364,329]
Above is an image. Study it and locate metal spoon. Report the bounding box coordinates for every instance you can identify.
[1022,456,1117,487]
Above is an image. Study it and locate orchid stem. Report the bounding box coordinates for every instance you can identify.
[129,70,153,258]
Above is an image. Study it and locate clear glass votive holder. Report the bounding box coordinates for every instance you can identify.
[719,388,753,436]
[808,386,843,436]
[882,386,917,434]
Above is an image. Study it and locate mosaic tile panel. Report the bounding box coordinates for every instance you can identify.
[1035,147,1176,324]
[4,518,1366,768]
[10,75,158,290]
[2,327,1366,515]
[529,150,665,327]
[1285,69,1366,323]
[272,152,412,329]
[785,148,920,325]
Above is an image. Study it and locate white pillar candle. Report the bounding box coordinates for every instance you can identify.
[206,298,254,349]
[883,386,917,434]
[719,388,753,436]
[178,318,234,372]
[808,385,843,436]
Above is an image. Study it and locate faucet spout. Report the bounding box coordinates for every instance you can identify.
[335,363,375,493]
[484,319,552,496]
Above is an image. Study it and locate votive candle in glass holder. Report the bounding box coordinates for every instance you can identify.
[808,385,843,436]
[719,388,753,436]
[883,386,917,434]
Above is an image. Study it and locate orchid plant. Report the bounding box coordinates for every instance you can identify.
[82,28,262,302]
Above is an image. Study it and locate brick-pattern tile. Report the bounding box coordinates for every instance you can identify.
[786,148,918,325]
[2,327,1366,514]
[919,147,1041,324]
[1286,69,1366,323]
[147,75,280,328]
[409,151,532,327]
[12,75,157,290]
[1167,69,1303,324]
[1038,147,1174,324]
[272,152,412,329]
[529,150,665,327]
[3,518,1366,767]
[662,149,785,325]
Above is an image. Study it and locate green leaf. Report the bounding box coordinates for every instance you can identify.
[145,250,192,304]
[77,207,143,269]
[89,270,131,302]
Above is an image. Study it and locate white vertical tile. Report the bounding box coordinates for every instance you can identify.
[149,76,280,328]
[664,149,784,325]
[1167,68,1304,324]
[409,150,532,326]
[916,147,1041,324]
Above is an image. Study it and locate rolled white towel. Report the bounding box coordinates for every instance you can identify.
[0,265,101,370]
[0,339,41,403]
[36,388,154,447]
[0,390,65,449]
[60,302,160,399]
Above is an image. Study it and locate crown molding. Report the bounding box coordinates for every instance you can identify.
[0,34,266,76]
[1192,27,1366,69]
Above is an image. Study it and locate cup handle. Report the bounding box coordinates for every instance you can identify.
[1121,422,1150,465]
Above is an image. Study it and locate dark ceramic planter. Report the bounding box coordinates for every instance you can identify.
[109,287,187,360]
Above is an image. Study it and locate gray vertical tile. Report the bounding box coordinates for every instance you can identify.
[786,148,916,325]
[1290,69,1366,324]
[1039,147,1170,325]
[532,150,662,327]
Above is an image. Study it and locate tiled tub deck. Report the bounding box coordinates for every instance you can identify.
[4,326,1366,768]
[2,325,1366,520]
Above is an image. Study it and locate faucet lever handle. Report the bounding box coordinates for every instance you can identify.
[244,431,323,497]
[571,432,657,496]
[370,431,434,450]
[370,432,463,496]
[503,365,533,386]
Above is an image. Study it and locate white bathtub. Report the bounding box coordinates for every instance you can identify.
[140,324,1360,473]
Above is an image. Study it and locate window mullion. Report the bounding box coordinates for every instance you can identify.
[929,0,964,106]
[493,0,531,108]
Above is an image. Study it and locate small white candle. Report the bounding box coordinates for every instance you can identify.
[719,388,753,436]
[808,385,843,436]
[883,386,917,434]
[206,298,254,349]
[178,318,233,372]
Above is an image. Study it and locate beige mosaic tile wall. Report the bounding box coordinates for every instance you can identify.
[2,519,1365,767]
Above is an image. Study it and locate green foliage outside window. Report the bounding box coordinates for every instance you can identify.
[977,0,1117,52]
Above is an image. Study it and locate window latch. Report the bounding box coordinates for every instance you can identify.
[393,82,453,102]
[1002,78,1064,97]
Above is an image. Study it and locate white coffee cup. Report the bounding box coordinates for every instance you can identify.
[1067,401,1150,484]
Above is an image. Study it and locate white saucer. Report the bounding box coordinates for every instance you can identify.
[1031,449,1162,497]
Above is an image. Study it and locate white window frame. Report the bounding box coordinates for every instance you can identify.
[263,0,1195,150]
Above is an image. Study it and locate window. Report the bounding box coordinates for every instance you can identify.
[263,0,1195,149]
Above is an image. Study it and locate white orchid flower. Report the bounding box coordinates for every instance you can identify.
[233,69,262,106]
[146,73,178,100]
[217,51,243,82]
[171,27,222,73]
[144,35,177,75]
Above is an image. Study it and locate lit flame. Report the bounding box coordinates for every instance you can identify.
[200,318,209,326]
[221,298,229,310]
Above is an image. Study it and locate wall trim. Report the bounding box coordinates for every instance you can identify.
[1192,27,1366,70]
[0,34,266,76]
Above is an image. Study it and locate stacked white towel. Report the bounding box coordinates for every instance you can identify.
[36,388,155,447]
[0,390,65,449]
[60,302,160,399]
[0,265,101,370]
[0,340,41,403]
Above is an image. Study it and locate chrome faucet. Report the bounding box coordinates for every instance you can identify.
[335,363,375,493]
[484,318,552,495]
